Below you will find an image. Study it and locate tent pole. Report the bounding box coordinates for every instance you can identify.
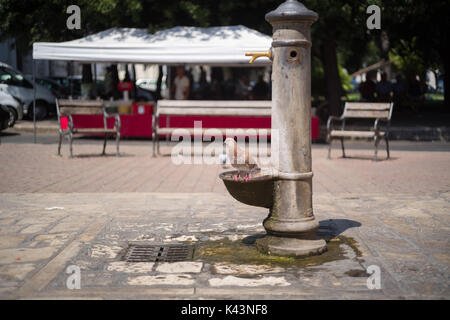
[94,64,97,97]
[168,66,171,99]
[69,62,72,97]
[132,64,137,100]
[33,59,36,144]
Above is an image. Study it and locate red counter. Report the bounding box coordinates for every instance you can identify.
[71,105,319,140]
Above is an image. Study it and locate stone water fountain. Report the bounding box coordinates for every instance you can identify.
[220,0,327,257]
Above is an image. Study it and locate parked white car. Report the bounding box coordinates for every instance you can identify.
[0,62,55,120]
[0,88,23,127]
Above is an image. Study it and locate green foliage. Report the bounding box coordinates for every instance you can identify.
[0,0,144,46]
[389,38,426,77]
[339,66,353,93]
[0,0,447,104]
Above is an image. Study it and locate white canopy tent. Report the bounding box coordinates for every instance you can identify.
[31,25,272,142]
[33,25,272,66]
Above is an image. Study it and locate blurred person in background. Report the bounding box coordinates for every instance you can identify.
[406,74,424,112]
[393,75,406,110]
[252,74,269,100]
[171,67,190,100]
[235,74,251,100]
[376,73,393,102]
[359,70,377,102]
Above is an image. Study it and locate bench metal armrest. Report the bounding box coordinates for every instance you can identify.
[105,113,121,132]
[152,113,158,132]
[59,113,74,132]
[373,118,390,135]
[327,115,344,133]
[103,108,121,132]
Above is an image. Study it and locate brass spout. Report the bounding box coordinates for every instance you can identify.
[245,49,272,63]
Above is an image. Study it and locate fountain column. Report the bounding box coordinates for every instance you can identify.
[254,0,326,256]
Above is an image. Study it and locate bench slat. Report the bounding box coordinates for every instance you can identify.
[58,100,103,107]
[157,107,270,116]
[73,128,117,133]
[345,102,391,110]
[157,128,271,135]
[157,100,271,108]
[330,130,386,138]
[343,110,390,119]
[60,106,104,115]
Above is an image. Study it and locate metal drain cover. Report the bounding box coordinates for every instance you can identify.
[124,243,194,262]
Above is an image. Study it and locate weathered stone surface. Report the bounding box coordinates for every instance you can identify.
[0,263,35,280]
[128,274,195,286]
[20,223,51,234]
[0,235,26,249]
[212,263,284,275]
[90,245,123,259]
[32,233,74,248]
[156,262,203,274]
[209,276,291,287]
[0,138,449,299]
[107,262,154,273]
[0,247,56,264]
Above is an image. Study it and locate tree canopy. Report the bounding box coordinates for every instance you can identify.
[1,0,447,109]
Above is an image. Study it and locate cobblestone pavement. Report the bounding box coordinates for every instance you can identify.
[0,139,449,299]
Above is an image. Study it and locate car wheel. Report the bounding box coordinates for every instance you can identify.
[28,101,48,120]
[7,107,17,127]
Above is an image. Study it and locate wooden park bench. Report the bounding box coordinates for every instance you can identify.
[152,100,271,157]
[326,102,393,161]
[55,99,121,158]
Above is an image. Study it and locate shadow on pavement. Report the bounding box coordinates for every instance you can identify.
[240,219,361,246]
[333,155,398,161]
[64,153,136,159]
[319,218,361,237]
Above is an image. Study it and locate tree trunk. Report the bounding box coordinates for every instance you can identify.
[380,31,391,80]
[322,37,342,116]
[81,64,93,99]
[81,64,93,84]
[15,39,23,72]
[156,65,163,100]
[441,48,449,109]
[132,64,137,100]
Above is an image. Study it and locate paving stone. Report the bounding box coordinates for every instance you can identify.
[0,247,56,264]
[32,233,74,248]
[49,222,86,233]
[107,262,154,273]
[164,235,198,243]
[128,274,195,286]
[0,235,27,249]
[156,262,203,274]
[0,139,449,299]
[212,263,285,275]
[208,275,291,287]
[90,245,123,259]
[20,223,51,234]
[0,263,35,281]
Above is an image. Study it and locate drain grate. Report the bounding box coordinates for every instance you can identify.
[124,243,194,262]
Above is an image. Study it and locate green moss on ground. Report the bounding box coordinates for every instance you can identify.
[194,235,360,268]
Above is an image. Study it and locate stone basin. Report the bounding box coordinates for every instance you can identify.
[219,170,274,208]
